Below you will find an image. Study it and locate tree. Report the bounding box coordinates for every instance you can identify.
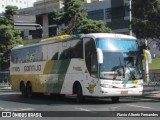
[77,19,111,34]
[52,0,111,34]
[132,0,160,40]
[0,6,23,70]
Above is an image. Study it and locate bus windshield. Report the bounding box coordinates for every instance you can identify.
[97,38,142,81]
[97,38,138,51]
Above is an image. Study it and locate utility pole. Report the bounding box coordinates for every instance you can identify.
[129,0,132,36]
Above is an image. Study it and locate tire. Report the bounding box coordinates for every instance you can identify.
[26,83,33,98]
[111,97,120,103]
[76,84,84,103]
[20,82,26,97]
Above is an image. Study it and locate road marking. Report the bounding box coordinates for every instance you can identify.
[126,104,153,109]
[75,107,91,111]
[111,106,121,110]
[0,107,4,110]
[4,108,35,111]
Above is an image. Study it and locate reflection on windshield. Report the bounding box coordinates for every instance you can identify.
[100,52,142,80]
[97,39,138,51]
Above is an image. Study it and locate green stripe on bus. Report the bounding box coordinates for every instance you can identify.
[46,59,71,93]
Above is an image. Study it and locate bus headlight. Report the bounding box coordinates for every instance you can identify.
[100,84,112,88]
[136,84,143,88]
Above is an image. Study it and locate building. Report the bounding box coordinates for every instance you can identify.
[0,0,37,13]
[19,0,130,39]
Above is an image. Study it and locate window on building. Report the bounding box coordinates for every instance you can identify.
[48,13,56,25]
[36,16,43,26]
[105,8,111,19]
[29,29,42,39]
[111,6,125,19]
[87,9,104,20]
[49,27,57,37]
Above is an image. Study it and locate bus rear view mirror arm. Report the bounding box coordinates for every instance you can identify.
[97,48,103,64]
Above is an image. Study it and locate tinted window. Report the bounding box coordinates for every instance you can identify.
[12,46,43,63]
[59,41,71,59]
[70,39,83,59]
[84,38,98,77]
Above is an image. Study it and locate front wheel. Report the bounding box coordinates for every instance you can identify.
[76,84,84,103]
[111,97,120,103]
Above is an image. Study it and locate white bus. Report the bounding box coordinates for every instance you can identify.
[10,33,147,103]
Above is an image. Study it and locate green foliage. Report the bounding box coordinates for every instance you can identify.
[0,6,22,70]
[77,19,112,34]
[51,10,64,25]
[63,0,87,25]
[52,0,111,34]
[132,0,160,39]
[5,5,19,21]
[149,58,160,70]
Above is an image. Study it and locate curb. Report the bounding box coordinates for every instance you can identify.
[134,95,160,100]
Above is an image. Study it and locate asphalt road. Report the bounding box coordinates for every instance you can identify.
[0,90,160,120]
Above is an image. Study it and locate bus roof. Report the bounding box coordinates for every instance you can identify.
[82,33,136,39]
[12,33,136,50]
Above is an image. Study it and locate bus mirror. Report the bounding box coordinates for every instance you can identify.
[97,48,103,64]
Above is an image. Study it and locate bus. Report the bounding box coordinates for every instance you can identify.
[10,33,148,103]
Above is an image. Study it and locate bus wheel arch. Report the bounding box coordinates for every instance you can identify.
[19,81,26,97]
[73,81,84,103]
[26,81,33,98]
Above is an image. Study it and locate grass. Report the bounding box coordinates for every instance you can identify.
[23,38,42,45]
[149,58,160,70]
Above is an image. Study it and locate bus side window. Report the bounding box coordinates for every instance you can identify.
[84,38,98,78]
[91,54,98,78]
[70,39,83,59]
[59,41,71,60]
[46,43,59,60]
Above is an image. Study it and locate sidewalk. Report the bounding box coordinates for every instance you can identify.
[140,84,160,100]
[0,86,12,92]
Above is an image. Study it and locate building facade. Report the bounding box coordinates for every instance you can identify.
[0,0,37,13]
[19,0,130,39]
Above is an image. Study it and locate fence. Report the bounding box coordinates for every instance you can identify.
[0,71,10,87]
[147,70,160,90]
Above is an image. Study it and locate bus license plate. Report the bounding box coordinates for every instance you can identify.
[121,91,128,95]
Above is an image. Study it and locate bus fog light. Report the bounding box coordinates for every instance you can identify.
[100,84,112,88]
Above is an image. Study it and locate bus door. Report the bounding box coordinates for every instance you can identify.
[83,38,99,95]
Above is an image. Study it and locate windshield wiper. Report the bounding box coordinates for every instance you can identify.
[123,57,136,80]
[117,57,125,78]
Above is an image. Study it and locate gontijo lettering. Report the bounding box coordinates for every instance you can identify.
[24,65,41,72]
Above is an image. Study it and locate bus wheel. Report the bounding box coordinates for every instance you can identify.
[20,82,26,97]
[26,83,32,98]
[111,97,119,103]
[76,84,84,103]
